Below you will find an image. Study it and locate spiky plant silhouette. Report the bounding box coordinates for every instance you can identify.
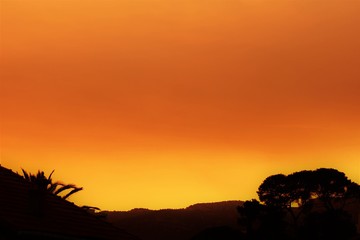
[21,169,83,200]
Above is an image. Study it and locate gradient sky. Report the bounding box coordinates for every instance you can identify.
[1,0,359,210]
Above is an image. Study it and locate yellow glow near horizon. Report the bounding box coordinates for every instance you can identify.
[2,149,359,210]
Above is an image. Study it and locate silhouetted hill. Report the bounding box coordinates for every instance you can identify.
[103,201,243,240]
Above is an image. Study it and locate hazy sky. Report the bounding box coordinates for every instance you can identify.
[1,0,359,210]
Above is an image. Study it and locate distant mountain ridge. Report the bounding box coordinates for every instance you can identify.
[103,201,244,240]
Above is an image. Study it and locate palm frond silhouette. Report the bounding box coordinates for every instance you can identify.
[21,168,83,200]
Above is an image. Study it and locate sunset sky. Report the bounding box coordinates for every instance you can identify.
[1,0,359,211]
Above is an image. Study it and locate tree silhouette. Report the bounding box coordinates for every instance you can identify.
[257,174,290,209]
[311,168,354,211]
[237,199,265,238]
[253,168,360,240]
[285,170,314,226]
[238,199,289,240]
[21,169,83,200]
[258,169,358,213]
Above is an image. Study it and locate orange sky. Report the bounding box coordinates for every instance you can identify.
[1,0,360,210]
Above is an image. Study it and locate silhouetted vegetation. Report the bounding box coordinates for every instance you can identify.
[1,166,137,240]
[238,168,360,240]
[12,167,358,240]
[21,169,83,199]
[102,168,359,240]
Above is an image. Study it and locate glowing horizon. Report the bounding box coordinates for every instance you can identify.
[1,0,359,210]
